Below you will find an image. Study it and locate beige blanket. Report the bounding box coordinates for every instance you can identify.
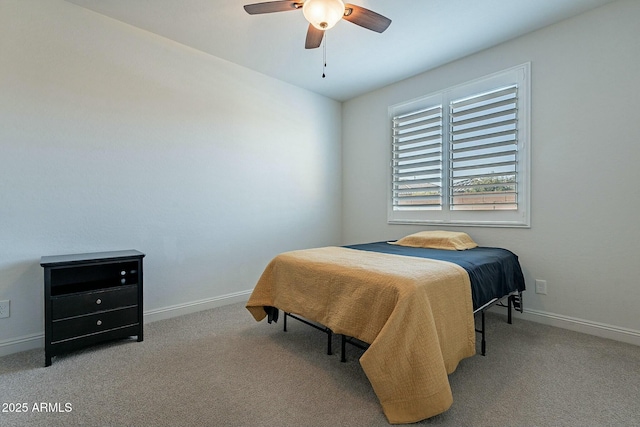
[246,246,476,424]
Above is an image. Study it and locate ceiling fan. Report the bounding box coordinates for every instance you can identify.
[243,0,392,49]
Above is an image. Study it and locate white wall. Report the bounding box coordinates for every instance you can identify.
[342,0,640,344]
[0,0,342,355]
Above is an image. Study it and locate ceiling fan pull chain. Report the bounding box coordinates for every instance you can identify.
[322,33,327,78]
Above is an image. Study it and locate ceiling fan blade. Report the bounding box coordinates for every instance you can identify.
[244,1,301,15]
[342,4,391,33]
[305,24,325,49]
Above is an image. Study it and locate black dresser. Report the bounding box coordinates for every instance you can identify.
[40,250,145,366]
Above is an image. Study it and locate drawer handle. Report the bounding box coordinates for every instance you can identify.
[96,299,102,305]
[121,278,126,284]
[121,270,126,276]
[96,320,102,326]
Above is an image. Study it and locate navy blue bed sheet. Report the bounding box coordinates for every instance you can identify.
[343,242,526,310]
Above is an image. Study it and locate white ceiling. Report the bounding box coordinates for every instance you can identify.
[64,0,617,101]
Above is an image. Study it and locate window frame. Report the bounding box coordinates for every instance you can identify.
[387,63,531,228]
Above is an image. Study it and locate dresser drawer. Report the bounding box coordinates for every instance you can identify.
[51,307,139,343]
[51,285,138,320]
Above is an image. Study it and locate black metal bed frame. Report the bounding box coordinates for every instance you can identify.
[283,311,335,355]
[281,291,523,362]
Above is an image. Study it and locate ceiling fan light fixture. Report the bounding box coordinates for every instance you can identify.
[302,0,345,30]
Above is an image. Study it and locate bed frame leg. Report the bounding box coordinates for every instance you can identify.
[341,335,346,362]
[281,312,334,355]
[508,295,513,325]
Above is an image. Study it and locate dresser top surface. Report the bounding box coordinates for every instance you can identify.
[40,250,145,267]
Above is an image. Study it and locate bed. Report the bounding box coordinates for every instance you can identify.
[246,231,525,424]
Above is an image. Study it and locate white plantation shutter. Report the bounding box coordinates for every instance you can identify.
[449,85,519,210]
[388,63,530,227]
[391,105,443,210]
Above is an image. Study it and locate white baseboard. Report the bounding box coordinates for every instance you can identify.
[515,308,640,347]
[0,333,44,358]
[143,289,252,323]
[0,290,253,358]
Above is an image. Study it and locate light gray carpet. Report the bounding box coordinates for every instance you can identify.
[1,302,639,427]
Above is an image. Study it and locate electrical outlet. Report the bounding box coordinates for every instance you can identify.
[535,279,547,295]
[0,300,9,318]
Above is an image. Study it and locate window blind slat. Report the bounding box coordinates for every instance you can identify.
[393,133,442,147]
[451,129,516,145]
[451,86,517,108]
[396,151,442,163]
[394,167,442,178]
[452,118,517,136]
[393,106,442,125]
[393,176,442,186]
[450,98,516,119]
[394,143,441,156]
[452,171,516,181]
[450,139,516,154]
[395,127,442,141]
[451,160,517,173]
[394,115,442,131]
[452,149,517,164]
[394,195,442,203]
[452,109,516,128]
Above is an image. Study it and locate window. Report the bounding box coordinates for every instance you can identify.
[388,63,530,227]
